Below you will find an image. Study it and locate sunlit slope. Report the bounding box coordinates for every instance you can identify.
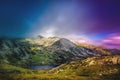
[0,55,120,80]
[0,37,120,67]
[76,42,120,56]
[49,55,120,80]
[0,37,94,66]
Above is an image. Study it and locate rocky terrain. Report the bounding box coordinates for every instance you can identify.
[0,36,120,67]
[49,55,120,80]
[0,36,120,80]
[0,54,120,80]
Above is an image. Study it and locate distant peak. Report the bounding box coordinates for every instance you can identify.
[37,35,44,38]
[52,38,76,48]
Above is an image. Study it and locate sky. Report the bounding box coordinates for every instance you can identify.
[0,0,120,49]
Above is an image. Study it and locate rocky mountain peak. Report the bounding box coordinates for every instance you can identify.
[37,35,44,39]
[52,38,76,49]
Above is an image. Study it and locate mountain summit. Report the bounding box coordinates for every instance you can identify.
[0,37,119,66]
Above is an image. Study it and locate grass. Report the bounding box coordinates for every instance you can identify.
[0,73,101,80]
[0,64,101,80]
[0,57,120,80]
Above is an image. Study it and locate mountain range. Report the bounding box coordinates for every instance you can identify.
[0,36,120,67]
[0,36,120,80]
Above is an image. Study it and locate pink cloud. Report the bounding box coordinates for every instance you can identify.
[100,33,120,49]
[66,34,94,44]
[65,33,120,49]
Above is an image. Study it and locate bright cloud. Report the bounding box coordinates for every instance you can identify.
[100,33,120,49]
[40,26,56,38]
[64,34,95,44]
[39,25,95,44]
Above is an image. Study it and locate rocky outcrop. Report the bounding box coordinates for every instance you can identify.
[82,55,120,66]
[76,43,120,56]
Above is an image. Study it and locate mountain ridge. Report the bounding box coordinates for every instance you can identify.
[0,37,120,66]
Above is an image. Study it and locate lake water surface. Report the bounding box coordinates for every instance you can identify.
[29,65,55,70]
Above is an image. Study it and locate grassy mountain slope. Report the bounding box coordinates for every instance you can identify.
[76,42,120,56]
[0,37,120,80]
[0,55,120,80]
[49,55,120,80]
[0,37,95,66]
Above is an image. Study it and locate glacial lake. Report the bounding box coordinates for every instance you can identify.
[29,65,56,70]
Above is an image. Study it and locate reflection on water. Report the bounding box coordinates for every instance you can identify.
[29,65,55,70]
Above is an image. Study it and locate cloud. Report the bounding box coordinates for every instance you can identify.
[65,34,94,44]
[38,23,95,45]
[30,1,94,38]
[100,33,120,49]
[40,26,57,38]
[28,1,120,49]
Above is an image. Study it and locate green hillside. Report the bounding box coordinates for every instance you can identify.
[0,55,120,80]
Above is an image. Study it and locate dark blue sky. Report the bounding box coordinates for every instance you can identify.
[0,0,50,37]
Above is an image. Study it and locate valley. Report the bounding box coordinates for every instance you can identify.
[0,37,120,80]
